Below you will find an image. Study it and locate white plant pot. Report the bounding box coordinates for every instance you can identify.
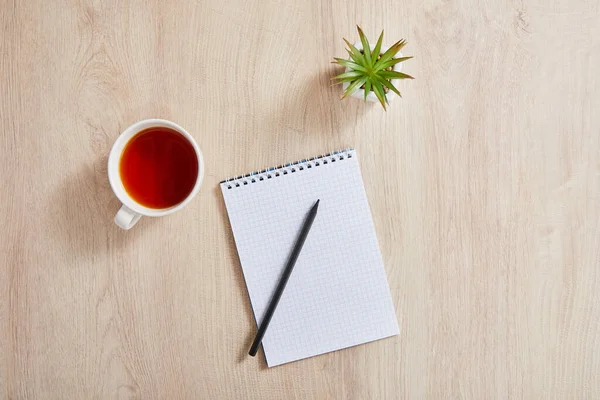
[342,41,403,103]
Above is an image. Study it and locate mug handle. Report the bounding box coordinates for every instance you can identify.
[115,205,142,230]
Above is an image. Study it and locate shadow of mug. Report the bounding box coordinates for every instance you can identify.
[49,154,159,263]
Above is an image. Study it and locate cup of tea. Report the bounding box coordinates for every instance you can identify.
[108,119,204,230]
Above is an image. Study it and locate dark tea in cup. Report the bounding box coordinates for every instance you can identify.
[119,127,199,209]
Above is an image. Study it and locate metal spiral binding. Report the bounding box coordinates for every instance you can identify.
[221,148,355,189]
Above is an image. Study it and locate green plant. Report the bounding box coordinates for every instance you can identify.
[332,26,414,110]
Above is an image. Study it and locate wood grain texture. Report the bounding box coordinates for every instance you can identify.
[2,0,600,398]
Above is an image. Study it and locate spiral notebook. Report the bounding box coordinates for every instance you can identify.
[220,149,399,367]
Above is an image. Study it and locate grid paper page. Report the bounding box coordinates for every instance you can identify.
[220,149,399,367]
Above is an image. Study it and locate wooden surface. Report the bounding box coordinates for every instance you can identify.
[2,0,600,398]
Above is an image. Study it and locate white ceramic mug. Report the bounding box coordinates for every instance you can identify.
[108,119,204,230]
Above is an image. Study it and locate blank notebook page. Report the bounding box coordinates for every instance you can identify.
[220,149,399,367]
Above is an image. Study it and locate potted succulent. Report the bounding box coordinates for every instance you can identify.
[332,26,414,110]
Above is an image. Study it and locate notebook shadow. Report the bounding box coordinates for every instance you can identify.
[238,331,268,370]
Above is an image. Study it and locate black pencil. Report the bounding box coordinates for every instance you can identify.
[249,199,320,357]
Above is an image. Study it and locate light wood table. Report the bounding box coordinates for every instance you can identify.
[2,0,600,398]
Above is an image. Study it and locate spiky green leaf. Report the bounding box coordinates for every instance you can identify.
[344,39,366,65]
[372,30,384,62]
[371,80,387,110]
[379,70,415,80]
[377,39,407,66]
[342,77,368,99]
[374,56,413,72]
[356,26,372,65]
[332,58,368,73]
[363,80,372,101]
[332,75,364,84]
[374,75,401,97]
[332,71,363,80]
[346,49,363,65]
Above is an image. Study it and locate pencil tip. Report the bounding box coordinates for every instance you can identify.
[311,199,320,210]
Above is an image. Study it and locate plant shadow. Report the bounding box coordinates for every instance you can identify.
[265,67,375,141]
